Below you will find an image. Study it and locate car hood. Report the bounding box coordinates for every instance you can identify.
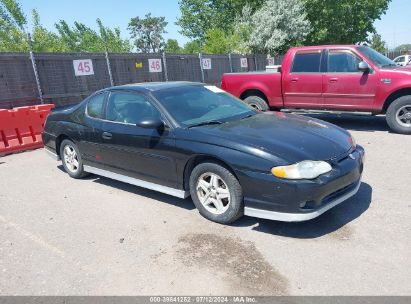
[381,66,411,74]
[190,112,352,163]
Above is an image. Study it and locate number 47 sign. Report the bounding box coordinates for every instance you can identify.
[73,59,94,76]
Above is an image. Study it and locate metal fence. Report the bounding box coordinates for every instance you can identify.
[384,50,411,60]
[0,52,274,109]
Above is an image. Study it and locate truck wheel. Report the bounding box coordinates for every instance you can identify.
[386,96,411,134]
[243,96,269,111]
[189,162,243,224]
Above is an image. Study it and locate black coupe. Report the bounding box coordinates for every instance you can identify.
[42,82,365,224]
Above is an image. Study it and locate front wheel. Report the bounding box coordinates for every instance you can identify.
[60,139,88,179]
[189,162,243,224]
[386,96,411,134]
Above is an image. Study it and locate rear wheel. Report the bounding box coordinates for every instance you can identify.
[189,162,243,224]
[386,96,411,134]
[243,95,269,111]
[60,139,88,179]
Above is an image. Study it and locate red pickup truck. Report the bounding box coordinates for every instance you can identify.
[221,45,411,134]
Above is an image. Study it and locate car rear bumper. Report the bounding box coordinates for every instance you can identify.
[239,145,365,222]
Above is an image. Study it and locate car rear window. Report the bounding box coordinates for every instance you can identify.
[86,93,106,119]
[291,52,321,73]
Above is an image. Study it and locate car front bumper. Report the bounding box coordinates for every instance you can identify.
[238,145,365,222]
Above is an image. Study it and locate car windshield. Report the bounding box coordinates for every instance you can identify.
[152,85,256,127]
[357,46,396,68]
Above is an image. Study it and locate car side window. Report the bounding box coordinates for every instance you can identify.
[395,56,405,63]
[106,92,160,124]
[328,50,362,73]
[86,93,106,119]
[291,52,321,73]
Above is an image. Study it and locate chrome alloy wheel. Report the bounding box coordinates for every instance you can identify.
[63,145,79,173]
[396,105,411,127]
[196,172,231,215]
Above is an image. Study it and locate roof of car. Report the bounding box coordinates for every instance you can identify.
[288,44,359,51]
[107,81,204,92]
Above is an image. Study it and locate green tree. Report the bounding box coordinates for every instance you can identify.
[0,0,29,51]
[369,33,386,53]
[1,0,130,52]
[182,40,201,54]
[164,39,182,53]
[395,44,411,52]
[1,0,26,30]
[96,18,131,52]
[176,0,265,42]
[304,0,391,45]
[32,9,66,52]
[128,13,167,53]
[200,5,261,54]
[55,19,130,52]
[203,28,232,54]
[250,0,311,55]
[229,4,255,54]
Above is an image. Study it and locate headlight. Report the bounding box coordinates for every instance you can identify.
[271,160,332,179]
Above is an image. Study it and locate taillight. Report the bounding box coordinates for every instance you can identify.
[348,135,356,149]
[220,79,226,90]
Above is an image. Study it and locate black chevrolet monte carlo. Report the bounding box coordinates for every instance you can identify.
[42,82,365,224]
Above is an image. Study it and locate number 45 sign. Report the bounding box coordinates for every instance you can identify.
[73,59,94,76]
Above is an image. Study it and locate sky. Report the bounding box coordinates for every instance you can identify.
[18,0,411,50]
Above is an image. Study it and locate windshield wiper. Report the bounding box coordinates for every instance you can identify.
[187,120,224,128]
[240,114,255,120]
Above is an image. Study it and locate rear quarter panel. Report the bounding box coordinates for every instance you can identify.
[221,72,283,107]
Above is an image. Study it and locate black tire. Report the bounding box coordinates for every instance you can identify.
[386,96,411,134]
[243,95,269,111]
[189,162,243,224]
[59,139,88,179]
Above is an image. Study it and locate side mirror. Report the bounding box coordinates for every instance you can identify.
[136,117,164,129]
[358,61,370,72]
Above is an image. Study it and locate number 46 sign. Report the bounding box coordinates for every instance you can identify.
[148,59,162,73]
[73,59,94,76]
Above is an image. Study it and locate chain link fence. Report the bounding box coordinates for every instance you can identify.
[0,52,282,109]
[2,48,404,110]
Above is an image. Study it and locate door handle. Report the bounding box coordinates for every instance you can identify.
[329,78,338,83]
[102,132,112,140]
[291,78,299,82]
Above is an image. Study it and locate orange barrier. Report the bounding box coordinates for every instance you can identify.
[0,104,54,156]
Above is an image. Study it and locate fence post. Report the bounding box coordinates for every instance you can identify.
[105,51,114,86]
[162,52,168,82]
[102,31,114,86]
[254,55,258,71]
[198,53,205,83]
[228,53,233,72]
[28,33,43,104]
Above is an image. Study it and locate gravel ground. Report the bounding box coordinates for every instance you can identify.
[0,114,410,296]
